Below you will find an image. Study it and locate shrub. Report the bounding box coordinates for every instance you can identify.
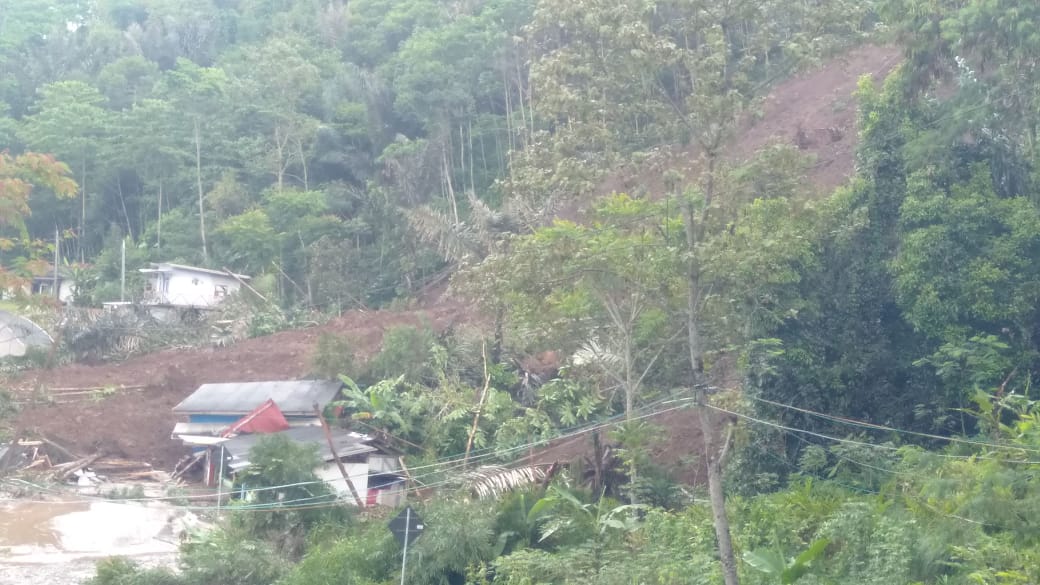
[231,434,352,557]
[179,528,288,585]
[86,557,181,585]
[368,324,441,385]
[279,522,398,585]
[310,333,359,379]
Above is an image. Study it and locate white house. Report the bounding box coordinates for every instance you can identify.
[31,266,76,304]
[139,263,249,309]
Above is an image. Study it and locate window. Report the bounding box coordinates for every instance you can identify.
[191,278,201,285]
[215,284,229,298]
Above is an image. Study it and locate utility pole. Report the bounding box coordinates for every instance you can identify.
[216,445,225,515]
[120,238,126,302]
[399,506,411,585]
[53,227,60,302]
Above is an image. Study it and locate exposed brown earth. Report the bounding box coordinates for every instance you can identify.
[604,44,903,199]
[8,302,464,469]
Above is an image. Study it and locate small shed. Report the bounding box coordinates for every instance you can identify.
[140,263,249,309]
[172,380,343,439]
[0,311,53,358]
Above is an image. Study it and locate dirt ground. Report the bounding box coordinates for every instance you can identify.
[7,302,464,470]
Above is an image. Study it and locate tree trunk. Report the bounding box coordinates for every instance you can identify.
[624,332,639,506]
[468,119,476,192]
[443,148,460,224]
[464,343,493,469]
[296,136,309,191]
[194,119,209,262]
[698,399,739,585]
[116,176,132,240]
[274,125,285,192]
[681,183,739,585]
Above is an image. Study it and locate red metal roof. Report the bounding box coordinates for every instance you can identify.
[222,399,290,436]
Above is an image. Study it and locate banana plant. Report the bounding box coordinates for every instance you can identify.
[743,538,829,584]
[330,374,411,436]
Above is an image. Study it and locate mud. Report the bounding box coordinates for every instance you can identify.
[0,500,195,585]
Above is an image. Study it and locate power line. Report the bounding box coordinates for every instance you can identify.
[706,403,1040,466]
[747,395,1040,455]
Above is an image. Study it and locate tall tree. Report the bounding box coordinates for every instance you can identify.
[20,81,109,262]
[156,59,231,262]
[0,150,78,283]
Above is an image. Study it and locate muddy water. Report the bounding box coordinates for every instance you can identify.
[0,500,186,585]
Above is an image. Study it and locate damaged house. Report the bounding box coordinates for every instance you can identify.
[171,379,404,506]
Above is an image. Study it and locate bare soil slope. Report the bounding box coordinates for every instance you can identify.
[606,44,902,198]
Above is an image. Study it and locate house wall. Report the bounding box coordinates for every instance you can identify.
[31,279,75,303]
[315,462,370,502]
[367,455,400,473]
[373,482,405,507]
[147,270,241,308]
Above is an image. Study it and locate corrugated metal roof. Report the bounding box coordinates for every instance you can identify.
[221,427,376,470]
[140,262,250,280]
[172,380,343,416]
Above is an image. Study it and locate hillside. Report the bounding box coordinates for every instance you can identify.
[604,44,902,198]
[6,45,900,477]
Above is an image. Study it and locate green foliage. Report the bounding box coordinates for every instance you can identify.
[334,374,415,438]
[406,499,499,585]
[84,530,287,585]
[367,324,442,385]
[743,538,828,584]
[279,521,398,585]
[86,557,181,585]
[232,434,350,556]
[178,528,288,585]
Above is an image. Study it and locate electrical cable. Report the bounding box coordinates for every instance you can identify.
[746,394,1040,455]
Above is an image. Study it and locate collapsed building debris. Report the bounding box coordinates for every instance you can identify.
[0,434,169,487]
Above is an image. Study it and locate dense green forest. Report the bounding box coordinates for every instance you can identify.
[4,0,1040,583]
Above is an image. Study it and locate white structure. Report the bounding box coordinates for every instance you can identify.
[139,263,249,309]
[31,270,76,304]
[0,311,53,358]
[220,427,406,507]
